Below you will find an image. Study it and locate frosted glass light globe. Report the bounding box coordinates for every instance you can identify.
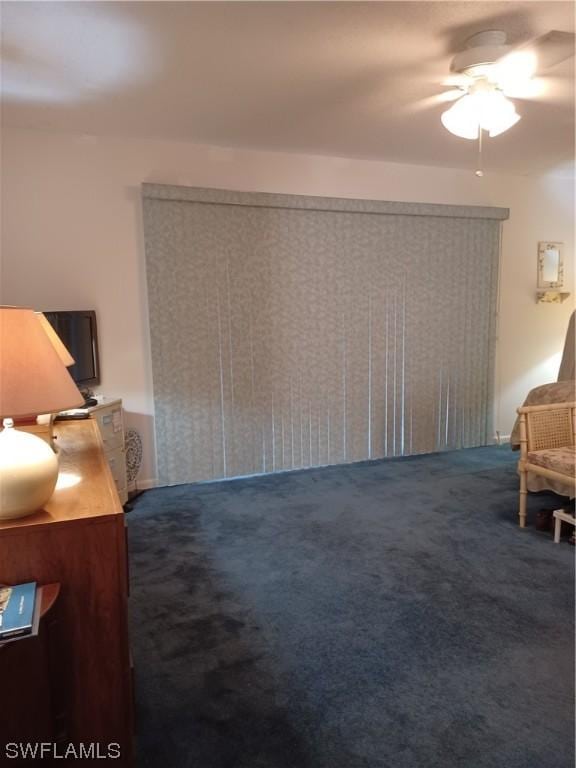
[441,95,479,139]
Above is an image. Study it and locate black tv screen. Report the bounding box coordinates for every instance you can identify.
[44,310,100,389]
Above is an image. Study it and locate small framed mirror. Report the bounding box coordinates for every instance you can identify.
[537,242,564,289]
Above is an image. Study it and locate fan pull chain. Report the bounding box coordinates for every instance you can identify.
[475,129,484,177]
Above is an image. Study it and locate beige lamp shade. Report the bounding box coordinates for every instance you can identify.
[36,312,75,367]
[0,306,84,419]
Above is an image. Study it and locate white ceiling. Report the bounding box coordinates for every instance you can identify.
[2,1,574,174]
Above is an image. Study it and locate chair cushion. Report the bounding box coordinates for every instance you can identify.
[527,446,576,477]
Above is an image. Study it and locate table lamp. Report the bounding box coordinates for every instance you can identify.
[0,306,84,520]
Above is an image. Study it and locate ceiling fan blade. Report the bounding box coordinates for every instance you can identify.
[501,77,546,100]
[403,90,463,115]
[443,73,473,89]
[511,31,575,72]
[534,31,574,70]
[437,89,465,103]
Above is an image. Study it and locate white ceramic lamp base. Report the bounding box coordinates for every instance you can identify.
[0,421,58,520]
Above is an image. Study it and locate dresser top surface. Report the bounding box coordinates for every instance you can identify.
[0,420,123,534]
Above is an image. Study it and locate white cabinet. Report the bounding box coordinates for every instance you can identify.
[87,398,128,504]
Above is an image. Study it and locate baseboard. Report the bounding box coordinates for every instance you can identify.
[130,437,514,490]
[133,478,158,491]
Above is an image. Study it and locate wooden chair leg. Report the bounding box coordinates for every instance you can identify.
[554,514,562,543]
[519,469,527,528]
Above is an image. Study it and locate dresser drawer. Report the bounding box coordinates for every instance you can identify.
[93,406,124,451]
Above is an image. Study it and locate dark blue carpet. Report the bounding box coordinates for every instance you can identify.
[128,446,574,768]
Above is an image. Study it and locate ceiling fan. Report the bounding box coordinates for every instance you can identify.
[439,29,575,140]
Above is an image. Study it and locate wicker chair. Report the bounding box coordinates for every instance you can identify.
[517,402,576,527]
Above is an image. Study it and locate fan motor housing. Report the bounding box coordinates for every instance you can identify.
[451,30,511,74]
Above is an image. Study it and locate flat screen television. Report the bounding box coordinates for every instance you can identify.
[44,310,100,391]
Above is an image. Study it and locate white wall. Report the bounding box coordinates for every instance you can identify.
[1,129,574,486]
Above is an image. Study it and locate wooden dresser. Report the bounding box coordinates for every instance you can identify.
[0,420,133,764]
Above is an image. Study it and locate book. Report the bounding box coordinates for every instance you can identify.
[0,582,37,641]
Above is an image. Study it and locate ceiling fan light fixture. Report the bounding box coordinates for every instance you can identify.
[441,85,520,140]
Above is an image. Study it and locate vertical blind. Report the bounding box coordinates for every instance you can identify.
[142,185,508,486]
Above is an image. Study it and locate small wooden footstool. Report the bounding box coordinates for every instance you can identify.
[553,509,575,543]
